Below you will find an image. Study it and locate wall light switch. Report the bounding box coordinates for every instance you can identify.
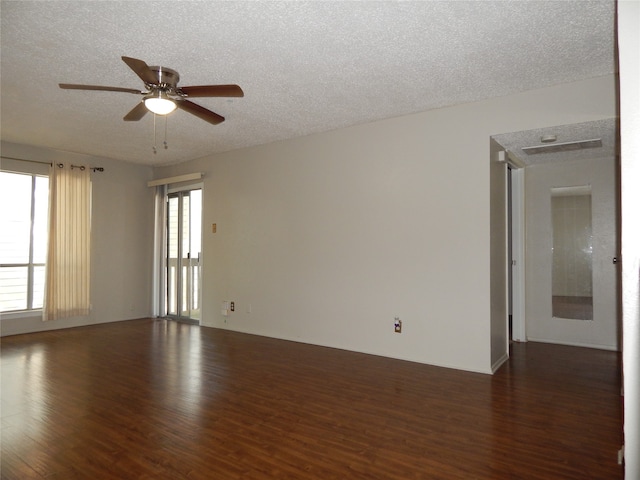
[212,223,217,233]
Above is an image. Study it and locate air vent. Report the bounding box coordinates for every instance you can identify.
[522,138,602,155]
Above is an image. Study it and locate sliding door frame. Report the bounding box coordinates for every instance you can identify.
[165,183,203,324]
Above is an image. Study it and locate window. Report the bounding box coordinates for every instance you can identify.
[0,171,49,313]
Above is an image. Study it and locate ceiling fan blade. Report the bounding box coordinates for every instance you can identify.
[179,84,244,98]
[121,56,157,85]
[176,99,225,125]
[59,83,142,94]
[123,102,149,121]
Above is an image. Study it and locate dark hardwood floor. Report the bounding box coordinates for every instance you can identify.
[1,319,623,479]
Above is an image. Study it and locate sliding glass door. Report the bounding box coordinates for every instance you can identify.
[166,189,202,322]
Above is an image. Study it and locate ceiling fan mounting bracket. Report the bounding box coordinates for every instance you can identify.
[147,66,180,89]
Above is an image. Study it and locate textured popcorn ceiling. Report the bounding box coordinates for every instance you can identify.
[0,1,616,166]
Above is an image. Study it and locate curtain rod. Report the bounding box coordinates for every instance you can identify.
[55,163,104,172]
[1,155,104,172]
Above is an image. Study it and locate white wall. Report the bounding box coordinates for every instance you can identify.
[154,75,617,374]
[0,142,155,336]
[619,1,640,476]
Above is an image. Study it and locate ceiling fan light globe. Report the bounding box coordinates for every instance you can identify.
[144,96,176,115]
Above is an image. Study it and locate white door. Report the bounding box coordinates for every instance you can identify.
[525,156,619,350]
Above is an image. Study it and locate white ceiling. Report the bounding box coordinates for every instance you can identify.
[0,1,616,167]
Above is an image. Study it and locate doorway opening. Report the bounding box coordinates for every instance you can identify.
[492,118,619,350]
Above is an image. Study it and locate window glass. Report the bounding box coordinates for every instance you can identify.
[0,171,49,312]
[0,172,32,264]
[33,176,49,263]
[0,266,28,311]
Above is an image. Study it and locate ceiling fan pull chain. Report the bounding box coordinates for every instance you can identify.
[152,113,157,154]
[164,116,168,150]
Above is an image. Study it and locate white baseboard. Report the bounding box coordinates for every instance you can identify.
[491,353,509,373]
[526,337,619,351]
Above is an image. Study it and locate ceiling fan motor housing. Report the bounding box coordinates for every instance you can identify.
[149,66,180,90]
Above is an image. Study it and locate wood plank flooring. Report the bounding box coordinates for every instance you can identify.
[1,319,623,479]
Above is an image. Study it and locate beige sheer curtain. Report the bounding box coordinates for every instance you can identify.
[43,163,92,321]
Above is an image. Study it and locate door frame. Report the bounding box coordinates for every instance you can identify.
[166,183,203,324]
[510,166,526,342]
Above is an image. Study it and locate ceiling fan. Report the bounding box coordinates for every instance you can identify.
[59,56,243,125]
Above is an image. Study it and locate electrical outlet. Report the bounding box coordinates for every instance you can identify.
[394,317,402,333]
[230,301,235,312]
